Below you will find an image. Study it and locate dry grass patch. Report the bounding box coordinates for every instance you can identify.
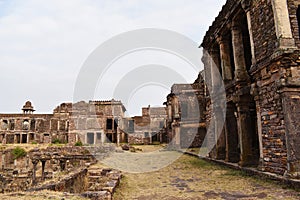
[114,152,300,200]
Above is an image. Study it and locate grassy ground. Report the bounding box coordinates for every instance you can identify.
[113,149,300,200]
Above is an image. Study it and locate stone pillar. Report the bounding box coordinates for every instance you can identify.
[1,154,5,170]
[32,160,39,185]
[41,160,46,181]
[101,132,105,144]
[117,132,120,146]
[217,36,233,81]
[241,0,256,64]
[174,124,180,148]
[149,132,152,144]
[250,83,264,168]
[271,0,295,48]
[231,21,250,81]
[14,159,17,169]
[281,91,300,178]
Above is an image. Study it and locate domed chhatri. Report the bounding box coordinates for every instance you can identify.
[22,101,35,114]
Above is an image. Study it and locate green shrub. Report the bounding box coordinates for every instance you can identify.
[12,147,26,159]
[31,141,37,144]
[75,141,83,146]
[52,138,62,144]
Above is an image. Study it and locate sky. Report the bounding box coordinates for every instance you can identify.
[0,0,226,116]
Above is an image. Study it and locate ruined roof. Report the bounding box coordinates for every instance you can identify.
[201,0,240,48]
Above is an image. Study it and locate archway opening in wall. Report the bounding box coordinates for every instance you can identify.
[225,101,240,163]
[151,132,159,142]
[21,134,27,143]
[87,132,94,145]
[240,11,252,73]
[248,98,260,166]
[107,133,113,143]
[96,132,102,143]
[297,5,300,39]
[106,119,113,130]
[29,133,34,141]
[6,135,14,144]
[226,31,235,79]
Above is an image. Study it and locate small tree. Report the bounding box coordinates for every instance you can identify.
[12,147,26,160]
[75,141,83,146]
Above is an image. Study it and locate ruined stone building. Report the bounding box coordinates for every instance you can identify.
[0,100,169,146]
[67,100,126,145]
[123,106,167,145]
[0,100,128,145]
[165,77,206,148]
[0,101,67,144]
[199,0,300,178]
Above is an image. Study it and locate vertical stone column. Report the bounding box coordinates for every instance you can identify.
[250,83,264,168]
[32,160,39,185]
[94,132,97,145]
[14,159,17,169]
[174,125,180,148]
[117,132,120,146]
[271,0,295,48]
[217,36,233,81]
[149,132,152,144]
[231,21,250,81]
[101,132,105,144]
[1,154,5,170]
[281,91,300,178]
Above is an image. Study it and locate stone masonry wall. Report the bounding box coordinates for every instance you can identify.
[254,61,288,175]
[253,52,300,175]
[251,0,277,64]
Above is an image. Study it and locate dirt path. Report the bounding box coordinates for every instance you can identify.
[113,151,300,200]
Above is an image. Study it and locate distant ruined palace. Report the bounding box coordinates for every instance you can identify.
[0,100,167,146]
[1,0,300,180]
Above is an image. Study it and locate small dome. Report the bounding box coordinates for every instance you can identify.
[22,101,35,113]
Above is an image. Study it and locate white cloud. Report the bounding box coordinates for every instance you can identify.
[0,0,225,114]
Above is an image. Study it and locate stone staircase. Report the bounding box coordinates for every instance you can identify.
[81,167,122,200]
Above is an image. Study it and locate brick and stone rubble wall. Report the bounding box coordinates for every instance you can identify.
[254,63,288,175]
[253,52,300,175]
[251,0,277,64]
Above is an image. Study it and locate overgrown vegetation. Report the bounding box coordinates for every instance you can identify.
[52,139,67,145]
[12,147,27,159]
[74,141,83,146]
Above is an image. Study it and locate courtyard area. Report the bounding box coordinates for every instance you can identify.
[113,147,300,200]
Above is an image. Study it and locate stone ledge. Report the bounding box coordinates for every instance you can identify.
[181,151,300,190]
